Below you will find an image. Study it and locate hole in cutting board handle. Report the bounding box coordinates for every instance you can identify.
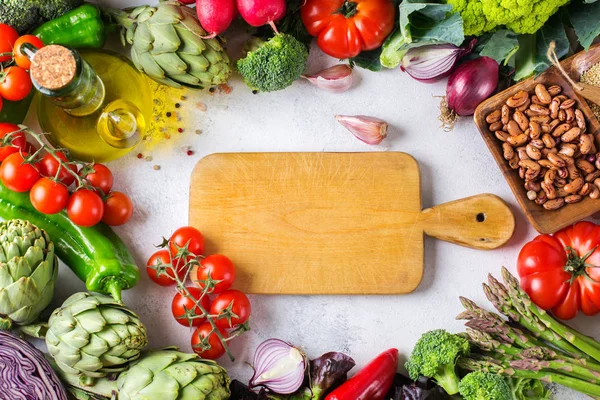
[476,212,486,222]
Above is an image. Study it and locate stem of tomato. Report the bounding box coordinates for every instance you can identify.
[336,0,358,18]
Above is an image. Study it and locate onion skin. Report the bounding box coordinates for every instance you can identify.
[446,56,499,116]
[249,338,307,395]
[0,330,68,400]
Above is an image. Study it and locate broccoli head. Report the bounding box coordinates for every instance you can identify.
[236,33,308,92]
[0,0,82,34]
[459,372,511,400]
[405,329,470,395]
[446,0,570,36]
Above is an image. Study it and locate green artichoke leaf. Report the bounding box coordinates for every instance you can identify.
[138,51,168,79]
[149,23,181,54]
[175,25,206,55]
[153,53,188,75]
[132,23,153,52]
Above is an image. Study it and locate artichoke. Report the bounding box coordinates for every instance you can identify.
[104,1,232,89]
[46,292,148,385]
[117,349,231,400]
[0,219,58,329]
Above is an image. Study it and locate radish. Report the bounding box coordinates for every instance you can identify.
[236,0,286,30]
[196,0,237,38]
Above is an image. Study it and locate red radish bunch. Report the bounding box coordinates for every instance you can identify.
[195,0,286,37]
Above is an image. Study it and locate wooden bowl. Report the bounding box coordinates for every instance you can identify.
[474,68,600,234]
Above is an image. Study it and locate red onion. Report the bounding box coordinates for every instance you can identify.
[250,338,307,394]
[440,56,499,131]
[401,40,475,83]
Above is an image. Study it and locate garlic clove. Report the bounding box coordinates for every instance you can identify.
[302,65,353,93]
[334,115,388,145]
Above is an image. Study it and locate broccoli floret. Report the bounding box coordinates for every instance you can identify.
[459,372,512,400]
[236,33,308,92]
[508,377,550,400]
[0,0,82,34]
[445,0,570,36]
[405,329,470,395]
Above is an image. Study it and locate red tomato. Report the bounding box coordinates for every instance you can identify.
[191,254,236,294]
[0,66,32,101]
[146,249,190,286]
[210,290,251,329]
[102,191,133,226]
[191,323,228,360]
[30,178,69,214]
[169,226,205,256]
[38,152,77,186]
[13,35,44,70]
[172,287,211,327]
[517,221,600,320]
[0,24,19,63]
[0,122,26,162]
[301,0,395,59]
[66,189,104,227]
[0,152,40,192]
[82,164,113,195]
[0,96,2,113]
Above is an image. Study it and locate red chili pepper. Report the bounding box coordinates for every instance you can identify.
[325,348,398,400]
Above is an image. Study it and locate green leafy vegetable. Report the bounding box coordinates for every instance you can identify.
[380,0,464,69]
[351,49,384,72]
[513,14,569,81]
[479,30,520,65]
[568,1,600,49]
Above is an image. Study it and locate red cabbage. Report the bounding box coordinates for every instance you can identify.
[0,330,68,400]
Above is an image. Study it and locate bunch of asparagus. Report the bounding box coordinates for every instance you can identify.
[457,267,600,398]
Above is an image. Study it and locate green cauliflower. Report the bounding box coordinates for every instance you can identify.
[237,34,308,92]
[446,0,570,36]
[405,329,470,395]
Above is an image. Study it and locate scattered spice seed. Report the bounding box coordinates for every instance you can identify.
[137,153,143,159]
[209,87,216,93]
[219,84,232,94]
[166,112,172,117]
[196,102,207,111]
[145,156,153,162]
[195,129,202,135]
[252,90,258,95]
[180,95,187,101]
[153,165,161,170]
[581,62,600,121]
[175,103,181,108]
[178,128,183,133]
[187,150,194,156]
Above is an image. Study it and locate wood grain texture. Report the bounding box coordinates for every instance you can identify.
[189,152,514,294]
[474,54,600,234]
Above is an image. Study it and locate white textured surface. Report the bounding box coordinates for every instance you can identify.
[25,2,596,398]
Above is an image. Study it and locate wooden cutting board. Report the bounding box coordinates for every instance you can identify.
[189,153,515,294]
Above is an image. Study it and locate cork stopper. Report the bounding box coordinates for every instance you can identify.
[30,45,77,90]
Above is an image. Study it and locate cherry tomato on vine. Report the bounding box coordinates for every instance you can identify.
[38,152,77,186]
[146,249,190,286]
[0,122,26,162]
[171,287,211,327]
[0,24,19,63]
[191,323,228,360]
[13,35,44,70]
[169,226,205,256]
[82,163,113,195]
[191,254,236,294]
[67,189,104,227]
[210,290,251,329]
[0,152,40,192]
[0,66,32,101]
[24,141,37,154]
[30,178,69,214]
[102,191,133,226]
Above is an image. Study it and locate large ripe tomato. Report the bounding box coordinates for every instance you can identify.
[38,152,77,186]
[0,123,26,162]
[210,290,251,329]
[191,323,228,360]
[171,287,211,327]
[66,189,104,227]
[517,221,600,320]
[82,163,113,195]
[30,178,69,214]
[169,226,205,256]
[0,24,19,63]
[0,66,32,101]
[14,35,44,70]
[191,254,236,294]
[1,152,40,192]
[301,0,395,59]
[146,249,189,286]
[102,191,133,226]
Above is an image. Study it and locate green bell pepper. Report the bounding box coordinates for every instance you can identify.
[0,181,139,302]
[33,4,105,49]
[0,92,34,124]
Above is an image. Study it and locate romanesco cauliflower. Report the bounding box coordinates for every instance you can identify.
[446,0,570,36]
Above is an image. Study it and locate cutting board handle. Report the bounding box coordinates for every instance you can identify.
[419,194,515,250]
